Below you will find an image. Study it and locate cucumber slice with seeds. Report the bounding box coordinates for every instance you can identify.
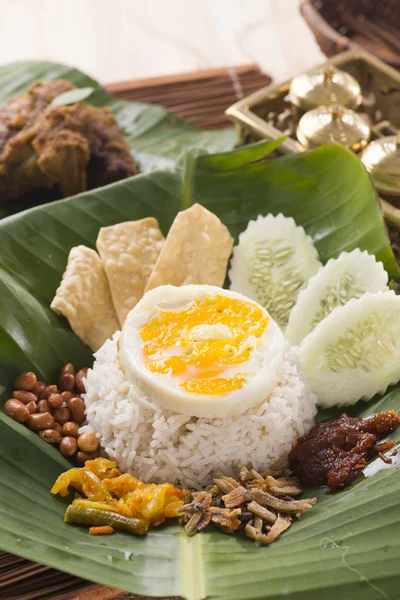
[299,291,400,408]
[286,249,389,345]
[229,214,321,329]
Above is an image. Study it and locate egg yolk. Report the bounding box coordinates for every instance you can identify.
[140,294,268,395]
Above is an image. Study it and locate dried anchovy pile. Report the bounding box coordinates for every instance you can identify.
[179,464,317,545]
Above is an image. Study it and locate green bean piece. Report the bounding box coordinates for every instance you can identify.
[64,504,148,536]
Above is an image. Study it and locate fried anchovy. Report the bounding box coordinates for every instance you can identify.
[264,514,292,544]
[222,476,241,487]
[266,476,302,496]
[222,486,250,508]
[180,491,213,533]
[269,476,300,488]
[205,484,220,496]
[249,488,316,514]
[245,514,292,545]
[196,511,212,532]
[210,508,241,531]
[191,491,208,503]
[268,485,303,496]
[208,506,241,515]
[245,521,270,544]
[184,511,203,535]
[239,466,264,483]
[214,477,239,494]
[178,501,205,515]
[181,455,317,545]
[239,466,251,483]
[247,500,277,524]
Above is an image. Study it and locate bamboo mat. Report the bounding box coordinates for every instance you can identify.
[0,63,271,600]
[105,63,271,129]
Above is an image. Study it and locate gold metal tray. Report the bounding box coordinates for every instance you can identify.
[225,48,400,229]
[226,49,400,152]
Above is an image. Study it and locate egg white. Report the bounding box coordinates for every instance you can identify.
[119,285,285,418]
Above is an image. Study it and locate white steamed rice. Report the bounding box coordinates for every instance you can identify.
[83,332,317,489]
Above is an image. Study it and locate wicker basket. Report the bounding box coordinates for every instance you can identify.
[300,0,400,67]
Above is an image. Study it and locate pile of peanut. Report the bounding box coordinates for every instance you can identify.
[4,364,99,465]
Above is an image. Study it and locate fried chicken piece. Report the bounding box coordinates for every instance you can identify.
[0,79,137,202]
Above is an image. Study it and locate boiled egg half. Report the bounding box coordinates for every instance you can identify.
[119,285,284,418]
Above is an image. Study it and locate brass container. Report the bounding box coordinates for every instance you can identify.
[225,49,400,227]
[289,66,362,112]
[225,49,400,155]
[297,105,371,151]
[361,134,400,197]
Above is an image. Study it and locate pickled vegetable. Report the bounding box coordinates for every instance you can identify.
[51,457,187,536]
[51,466,113,501]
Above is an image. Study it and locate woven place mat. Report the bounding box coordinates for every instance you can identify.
[105,63,271,129]
[0,63,271,600]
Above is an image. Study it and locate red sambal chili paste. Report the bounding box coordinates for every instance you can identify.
[289,410,400,492]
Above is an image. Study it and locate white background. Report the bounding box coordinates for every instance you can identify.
[0,0,324,84]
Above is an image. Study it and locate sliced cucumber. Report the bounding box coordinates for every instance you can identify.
[286,249,388,345]
[299,291,400,407]
[229,214,321,329]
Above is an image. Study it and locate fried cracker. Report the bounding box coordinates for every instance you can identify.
[97,218,164,325]
[145,204,233,291]
[51,245,119,351]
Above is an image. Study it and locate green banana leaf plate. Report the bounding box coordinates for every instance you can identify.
[1,62,400,600]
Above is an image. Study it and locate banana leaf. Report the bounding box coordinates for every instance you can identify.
[1,141,400,600]
[0,60,234,215]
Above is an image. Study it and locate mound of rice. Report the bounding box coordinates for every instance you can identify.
[83,332,317,489]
